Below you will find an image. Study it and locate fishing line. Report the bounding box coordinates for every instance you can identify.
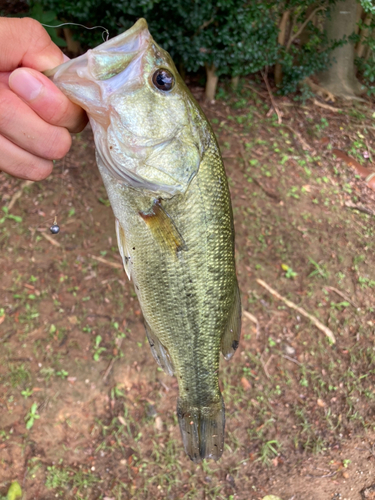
[40,23,110,234]
[47,157,65,234]
[41,22,110,42]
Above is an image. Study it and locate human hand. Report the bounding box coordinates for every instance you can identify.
[0,17,88,180]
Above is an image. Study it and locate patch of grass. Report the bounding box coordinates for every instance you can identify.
[45,464,99,498]
[8,364,31,388]
[258,439,281,466]
[39,367,55,382]
[308,257,329,279]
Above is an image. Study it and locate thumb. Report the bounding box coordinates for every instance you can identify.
[0,18,66,72]
[9,68,88,133]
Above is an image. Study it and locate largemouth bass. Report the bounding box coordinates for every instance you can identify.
[46,18,241,462]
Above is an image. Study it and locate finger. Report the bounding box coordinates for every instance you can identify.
[0,134,53,181]
[0,72,11,86]
[0,18,65,71]
[9,68,88,133]
[0,86,72,160]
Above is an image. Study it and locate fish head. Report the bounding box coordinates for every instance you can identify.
[49,18,211,197]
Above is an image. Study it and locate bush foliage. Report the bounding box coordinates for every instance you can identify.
[27,0,374,97]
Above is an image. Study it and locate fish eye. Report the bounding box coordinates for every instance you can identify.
[152,69,174,91]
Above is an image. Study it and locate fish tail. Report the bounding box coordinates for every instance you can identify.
[177,395,225,462]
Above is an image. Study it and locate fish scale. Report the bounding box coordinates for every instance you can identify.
[47,18,241,462]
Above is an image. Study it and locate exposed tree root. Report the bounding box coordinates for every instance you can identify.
[262,70,282,124]
[256,278,336,344]
[303,77,336,102]
[312,99,341,112]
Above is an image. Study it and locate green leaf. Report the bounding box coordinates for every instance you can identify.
[360,0,375,15]
[98,197,111,207]
[6,481,22,500]
[25,419,34,430]
[7,214,22,223]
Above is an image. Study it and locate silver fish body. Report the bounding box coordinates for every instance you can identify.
[48,19,241,462]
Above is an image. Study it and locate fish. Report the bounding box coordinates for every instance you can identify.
[46,18,241,462]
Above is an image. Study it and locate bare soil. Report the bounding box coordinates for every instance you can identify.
[1,81,375,500]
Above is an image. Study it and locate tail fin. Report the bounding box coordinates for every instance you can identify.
[177,396,225,462]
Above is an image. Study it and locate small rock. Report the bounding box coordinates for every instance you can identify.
[155,416,163,432]
[241,377,251,391]
[118,416,126,426]
[145,403,157,418]
[262,496,283,500]
[226,474,235,488]
[283,344,295,356]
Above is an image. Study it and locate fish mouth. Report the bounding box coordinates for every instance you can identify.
[45,18,151,113]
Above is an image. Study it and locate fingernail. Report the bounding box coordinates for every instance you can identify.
[9,69,44,102]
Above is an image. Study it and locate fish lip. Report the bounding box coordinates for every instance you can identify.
[96,18,150,51]
[43,57,76,79]
[44,18,151,83]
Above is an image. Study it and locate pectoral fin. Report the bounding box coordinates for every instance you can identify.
[221,283,241,361]
[139,199,187,253]
[145,320,175,376]
[115,219,132,280]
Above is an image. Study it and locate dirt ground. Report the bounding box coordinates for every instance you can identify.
[1,80,375,500]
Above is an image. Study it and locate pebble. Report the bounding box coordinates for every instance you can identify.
[155,416,163,432]
[283,344,295,356]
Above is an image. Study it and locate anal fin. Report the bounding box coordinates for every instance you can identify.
[115,219,132,280]
[145,321,174,376]
[221,283,241,361]
[139,199,187,253]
